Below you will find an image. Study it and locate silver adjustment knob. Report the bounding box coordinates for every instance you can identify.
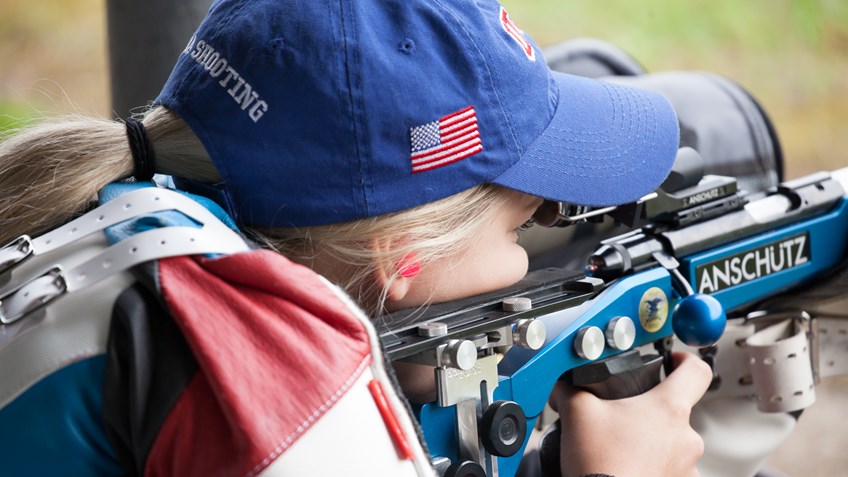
[441,339,478,370]
[502,296,532,312]
[513,319,546,350]
[574,326,605,360]
[418,322,449,337]
[605,316,636,350]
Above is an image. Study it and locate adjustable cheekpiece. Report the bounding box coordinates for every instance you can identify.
[0,186,250,326]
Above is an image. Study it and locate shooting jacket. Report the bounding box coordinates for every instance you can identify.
[0,186,434,477]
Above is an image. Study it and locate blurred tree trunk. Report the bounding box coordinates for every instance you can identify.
[106,0,213,117]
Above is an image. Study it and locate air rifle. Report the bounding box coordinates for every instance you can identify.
[378,152,848,477]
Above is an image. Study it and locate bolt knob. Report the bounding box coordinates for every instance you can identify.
[672,293,726,347]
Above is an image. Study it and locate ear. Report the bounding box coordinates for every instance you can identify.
[372,238,417,304]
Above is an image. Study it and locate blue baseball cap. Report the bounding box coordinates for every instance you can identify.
[156,0,679,227]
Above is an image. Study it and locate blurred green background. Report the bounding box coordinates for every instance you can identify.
[0,0,846,180]
[0,1,107,129]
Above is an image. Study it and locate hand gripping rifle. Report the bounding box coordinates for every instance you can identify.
[378,149,848,476]
[378,41,843,475]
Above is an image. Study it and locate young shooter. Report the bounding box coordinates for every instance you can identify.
[0,0,711,475]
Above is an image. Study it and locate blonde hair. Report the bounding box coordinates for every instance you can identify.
[252,184,516,316]
[0,107,515,316]
[0,107,218,244]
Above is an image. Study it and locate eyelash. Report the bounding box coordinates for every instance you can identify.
[517,218,535,232]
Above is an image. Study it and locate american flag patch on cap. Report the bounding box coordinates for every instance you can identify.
[409,106,482,173]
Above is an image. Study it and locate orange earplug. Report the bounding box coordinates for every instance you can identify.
[397,253,421,279]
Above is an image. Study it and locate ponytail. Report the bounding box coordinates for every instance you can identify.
[0,107,219,244]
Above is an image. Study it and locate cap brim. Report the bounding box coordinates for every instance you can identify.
[492,72,679,207]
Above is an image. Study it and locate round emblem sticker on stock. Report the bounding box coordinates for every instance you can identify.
[638,287,668,333]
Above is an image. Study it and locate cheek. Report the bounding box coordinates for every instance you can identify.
[399,240,531,308]
[500,242,530,284]
[466,241,529,292]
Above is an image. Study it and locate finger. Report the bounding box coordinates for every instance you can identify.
[548,380,571,412]
[548,380,594,413]
[654,351,713,406]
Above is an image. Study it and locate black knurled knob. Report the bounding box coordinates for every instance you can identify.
[480,400,527,457]
[445,460,486,477]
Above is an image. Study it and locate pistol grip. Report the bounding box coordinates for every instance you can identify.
[539,350,664,477]
[565,349,664,399]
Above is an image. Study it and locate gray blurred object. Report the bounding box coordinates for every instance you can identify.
[544,37,645,78]
[107,0,213,117]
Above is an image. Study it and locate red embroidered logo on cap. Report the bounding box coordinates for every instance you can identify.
[409,106,483,173]
[500,7,535,62]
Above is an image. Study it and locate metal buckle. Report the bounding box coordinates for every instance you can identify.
[0,266,67,325]
[0,235,34,275]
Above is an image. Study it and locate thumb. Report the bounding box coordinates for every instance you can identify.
[654,351,713,406]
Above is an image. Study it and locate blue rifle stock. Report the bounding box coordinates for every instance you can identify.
[378,166,848,477]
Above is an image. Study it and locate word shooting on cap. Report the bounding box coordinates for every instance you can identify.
[183,36,269,123]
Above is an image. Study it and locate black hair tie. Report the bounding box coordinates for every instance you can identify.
[124,117,156,181]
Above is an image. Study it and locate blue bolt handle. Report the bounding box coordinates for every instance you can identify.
[672,293,727,347]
